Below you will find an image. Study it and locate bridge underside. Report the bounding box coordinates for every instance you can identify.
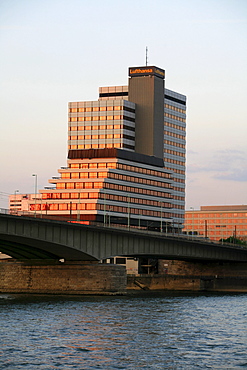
[0,235,97,261]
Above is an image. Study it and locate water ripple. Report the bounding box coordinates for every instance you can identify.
[0,293,246,369]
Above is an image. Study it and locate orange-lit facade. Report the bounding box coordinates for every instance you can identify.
[183,205,247,241]
[9,65,187,232]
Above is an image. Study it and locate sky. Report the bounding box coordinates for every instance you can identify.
[0,0,247,210]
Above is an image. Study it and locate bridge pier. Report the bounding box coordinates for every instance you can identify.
[0,260,126,295]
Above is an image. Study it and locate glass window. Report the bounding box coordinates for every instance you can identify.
[98,172,107,178]
[85,182,93,188]
[93,107,99,112]
[89,163,97,168]
[94,182,103,188]
[61,193,69,199]
[80,193,88,198]
[89,173,97,178]
[59,204,67,210]
[78,203,86,210]
[100,116,106,120]
[86,203,96,210]
[89,192,98,198]
[86,107,92,112]
[81,163,88,169]
[71,173,79,178]
[50,204,59,210]
[71,193,78,199]
[66,183,74,189]
[57,183,65,189]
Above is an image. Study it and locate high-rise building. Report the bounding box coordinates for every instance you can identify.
[10,66,187,232]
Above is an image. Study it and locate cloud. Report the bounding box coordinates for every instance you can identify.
[186,149,247,182]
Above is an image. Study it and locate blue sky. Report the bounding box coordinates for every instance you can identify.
[0,0,247,209]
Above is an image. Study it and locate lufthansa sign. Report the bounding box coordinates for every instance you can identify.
[129,66,165,79]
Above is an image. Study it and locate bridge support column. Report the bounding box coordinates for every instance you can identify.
[0,260,127,295]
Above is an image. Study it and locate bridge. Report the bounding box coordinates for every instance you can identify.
[1,213,247,262]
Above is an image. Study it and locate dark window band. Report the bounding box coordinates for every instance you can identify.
[99,92,129,98]
[165,95,186,106]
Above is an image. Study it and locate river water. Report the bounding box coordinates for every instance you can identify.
[0,293,246,369]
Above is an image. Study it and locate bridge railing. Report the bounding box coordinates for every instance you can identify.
[1,208,246,250]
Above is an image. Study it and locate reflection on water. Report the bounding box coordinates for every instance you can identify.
[0,293,246,369]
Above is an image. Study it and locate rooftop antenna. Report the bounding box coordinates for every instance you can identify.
[146,46,148,66]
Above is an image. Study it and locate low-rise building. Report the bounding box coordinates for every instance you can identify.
[183,205,247,241]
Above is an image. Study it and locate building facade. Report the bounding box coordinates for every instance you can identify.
[183,205,247,241]
[10,65,187,232]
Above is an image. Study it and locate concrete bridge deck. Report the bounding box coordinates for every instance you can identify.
[1,214,247,262]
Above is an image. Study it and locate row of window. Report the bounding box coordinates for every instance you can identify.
[165,122,186,131]
[99,193,172,208]
[69,106,122,112]
[69,133,134,141]
[42,192,99,199]
[51,181,172,199]
[68,143,135,150]
[56,182,104,189]
[164,131,185,140]
[69,105,135,113]
[61,172,108,179]
[172,178,185,184]
[69,162,116,169]
[164,140,186,149]
[185,219,247,224]
[186,213,247,218]
[164,113,186,123]
[165,104,186,114]
[69,115,135,123]
[104,182,172,199]
[117,163,171,179]
[97,204,172,218]
[164,158,185,166]
[108,172,172,189]
[41,192,172,208]
[173,186,185,192]
[30,202,172,218]
[173,195,185,201]
[68,161,171,180]
[69,124,135,132]
[169,168,185,175]
[164,149,186,157]
[185,224,247,229]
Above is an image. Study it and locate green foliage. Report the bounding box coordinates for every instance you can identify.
[220,236,247,246]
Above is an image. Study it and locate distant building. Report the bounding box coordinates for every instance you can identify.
[9,193,42,214]
[183,205,247,241]
[9,65,187,233]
